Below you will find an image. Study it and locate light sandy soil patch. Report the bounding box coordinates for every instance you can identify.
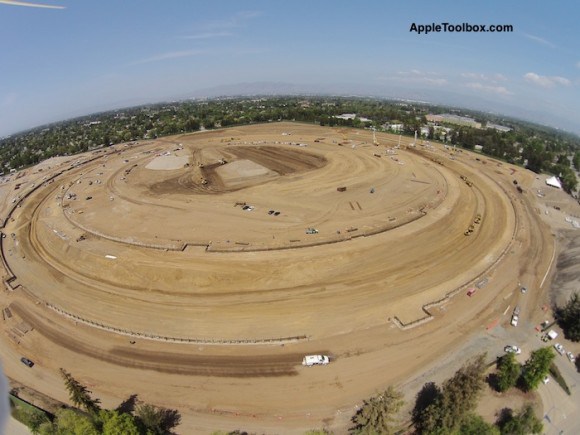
[216,159,277,187]
[145,155,189,170]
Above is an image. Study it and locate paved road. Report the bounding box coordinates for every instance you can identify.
[3,417,32,435]
[538,352,579,435]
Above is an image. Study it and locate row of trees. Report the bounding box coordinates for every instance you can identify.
[23,368,180,435]
[495,347,555,392]
[1,97,578,193]
[345,353,544,434]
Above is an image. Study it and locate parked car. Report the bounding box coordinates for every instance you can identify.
[566,351,576,363]
[504,345,521,355]
[520,286,527,294]
[553,343,565,355]
[302,355,330,366]
[510,315,519,327]
[20,357,34,367]
[542,376,550,384]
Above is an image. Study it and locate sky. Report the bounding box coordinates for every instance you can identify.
[1,0,579,136]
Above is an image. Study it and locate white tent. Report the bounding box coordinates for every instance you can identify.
[545,176,562,189]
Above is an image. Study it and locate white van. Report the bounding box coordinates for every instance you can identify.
[302,355,330,366]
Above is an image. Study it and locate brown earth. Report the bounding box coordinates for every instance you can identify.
[0,122,561,433]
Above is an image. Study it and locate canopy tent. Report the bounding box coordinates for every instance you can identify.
[545,176,562,189]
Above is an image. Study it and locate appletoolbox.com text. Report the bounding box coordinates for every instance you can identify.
[410,22,513,34]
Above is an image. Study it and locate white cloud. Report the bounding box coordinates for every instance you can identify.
[383,70,447,86]
[461,72,507,83]
[464,82,513,96]
[524,72,571,88]
[181,32,233,40]
[202,10,262,31]
[522,33,556,48]
[131,49,205,65]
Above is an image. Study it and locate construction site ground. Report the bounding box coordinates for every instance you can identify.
[0,122,578,434]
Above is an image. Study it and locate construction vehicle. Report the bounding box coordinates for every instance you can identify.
[305,228,319,234]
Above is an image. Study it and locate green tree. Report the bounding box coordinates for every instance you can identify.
[521,347,555,391]
[496,353,520,392]
[416,354,487,433]
[100,410,140,435]
[573,151,580,171]
[498,404,543,434]
[555,292,580,341]
[38,408,98,435]
[135,403,165,435]
[350,386,405,434]
[458,414,500,435]
[59,368,101,414]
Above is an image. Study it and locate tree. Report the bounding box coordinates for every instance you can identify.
[555,292,580,341]
[496,353,520,392]
[415,354,487,433]
[350,386,405,434]
[59,368,101,414]
[100,410,140,435]
[459,414,500,435]
[135,403,165,435]
[412,382,441,432]
[38,408,98,435]
[521,347,555,391]
[498,404,543,434]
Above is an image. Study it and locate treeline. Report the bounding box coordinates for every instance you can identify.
[1,96,578,192]
[11,368,180,434]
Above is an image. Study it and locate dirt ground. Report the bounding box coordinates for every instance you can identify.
[0,122,573,434]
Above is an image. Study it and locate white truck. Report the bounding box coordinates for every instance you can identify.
[302,355,330,366]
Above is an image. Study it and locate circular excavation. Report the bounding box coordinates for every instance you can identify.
[0,122,551,432]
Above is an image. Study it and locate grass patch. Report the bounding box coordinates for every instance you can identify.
[549,363,571,395]
[9,394,52,430]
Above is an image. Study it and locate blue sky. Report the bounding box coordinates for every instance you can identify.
[1,0,579,136]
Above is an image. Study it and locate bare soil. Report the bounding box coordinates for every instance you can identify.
[0,122,565,434]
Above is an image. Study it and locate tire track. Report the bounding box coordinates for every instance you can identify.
[10,301,300,378]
